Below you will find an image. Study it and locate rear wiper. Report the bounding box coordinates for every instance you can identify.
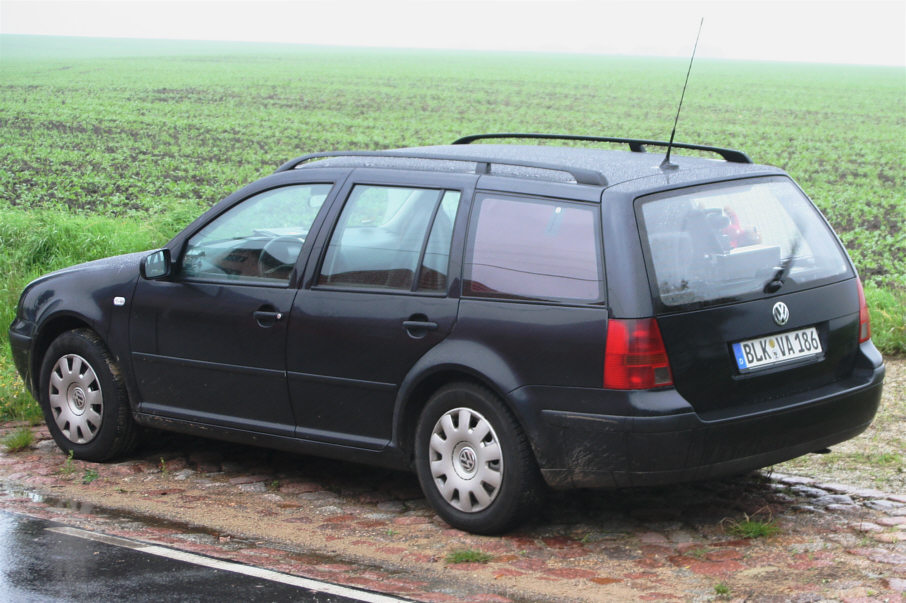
[764,236,801,294]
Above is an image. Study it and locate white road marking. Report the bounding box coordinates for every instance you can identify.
[47,526,408,603]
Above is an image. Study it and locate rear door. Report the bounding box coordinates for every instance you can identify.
[637,176,857,417]
[285,171,475,449]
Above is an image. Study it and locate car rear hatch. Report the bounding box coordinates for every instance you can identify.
[636,176,861,418]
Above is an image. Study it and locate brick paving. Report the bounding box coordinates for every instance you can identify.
[0,423,903,601]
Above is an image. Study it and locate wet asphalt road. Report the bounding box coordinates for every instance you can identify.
[0,511,391,602]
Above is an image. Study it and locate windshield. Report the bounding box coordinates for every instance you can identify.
[639,178,851,308]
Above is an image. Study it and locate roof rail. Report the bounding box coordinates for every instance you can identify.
[275,150,608,186]
[452,133,752,164]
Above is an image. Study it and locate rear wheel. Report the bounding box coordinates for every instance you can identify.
[414,383,543,534]
[39,329,138,461]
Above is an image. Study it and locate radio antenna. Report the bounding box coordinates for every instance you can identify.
[661,17,704,171]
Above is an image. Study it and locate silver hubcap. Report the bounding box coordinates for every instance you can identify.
[429,407,503,513]
[48,354,103,444]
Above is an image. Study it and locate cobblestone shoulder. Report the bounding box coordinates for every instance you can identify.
[0,424,904,602]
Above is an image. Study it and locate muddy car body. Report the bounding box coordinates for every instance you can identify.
[10,134,885,533]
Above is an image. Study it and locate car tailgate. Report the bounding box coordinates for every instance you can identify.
[657,279,861,417]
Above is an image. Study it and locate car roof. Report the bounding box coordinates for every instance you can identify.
[285,141,785,191]
[407,144,782,189]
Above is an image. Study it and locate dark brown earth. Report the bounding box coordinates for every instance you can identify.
[0,362,903,602]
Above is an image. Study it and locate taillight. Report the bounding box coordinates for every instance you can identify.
[857,278,871,343]
[604,318,674,390]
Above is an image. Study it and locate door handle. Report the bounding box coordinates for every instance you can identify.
[402,320,438,331]
[403,318,438,340]
[253,310,284,327]
[403,313,438,339]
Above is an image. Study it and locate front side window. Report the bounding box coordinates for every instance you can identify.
[318,185,460,291]
[181,184,331,284]
[639,178,851,307]
[464,195,603,302]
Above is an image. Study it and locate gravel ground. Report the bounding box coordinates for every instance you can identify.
[0,357,901,601]
[0,360,906,603]
[779,356,905,492]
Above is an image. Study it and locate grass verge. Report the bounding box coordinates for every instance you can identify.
[1,426,34,452]
[864,284,906,356]
[722,513,780,539]
[1,211,903,425]
[446,549,493,564]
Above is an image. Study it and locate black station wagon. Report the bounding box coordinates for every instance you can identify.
[9,134,886,533]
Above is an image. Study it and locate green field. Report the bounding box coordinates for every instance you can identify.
[1,34,904,420]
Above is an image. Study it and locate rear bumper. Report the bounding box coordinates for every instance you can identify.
[517,345,885,489]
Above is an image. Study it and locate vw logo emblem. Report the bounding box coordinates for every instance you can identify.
[458,448,477,473]
[772,301,790,326]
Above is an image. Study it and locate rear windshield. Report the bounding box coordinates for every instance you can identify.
[639,177,851,308]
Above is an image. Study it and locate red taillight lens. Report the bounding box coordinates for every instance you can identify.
[604,318,674,390]
[857,278,871,343]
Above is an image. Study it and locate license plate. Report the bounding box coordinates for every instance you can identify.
[732,327,822,372]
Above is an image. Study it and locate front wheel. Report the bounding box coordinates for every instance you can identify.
[414,383,544,534]
[39,329,138,461]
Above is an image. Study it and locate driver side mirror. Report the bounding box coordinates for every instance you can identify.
[140,249,172,280]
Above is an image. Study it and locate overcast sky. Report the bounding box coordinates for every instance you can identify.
[2,0,904,66]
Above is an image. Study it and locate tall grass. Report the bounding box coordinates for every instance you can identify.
[0,208,171,330]
[0,208,170,420]
[865,284,906,356]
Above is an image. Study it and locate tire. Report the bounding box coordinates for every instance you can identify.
[38,329,139,462]
[414,383,544,534]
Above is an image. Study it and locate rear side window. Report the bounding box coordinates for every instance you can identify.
[318,185,460,291]
[419,191,460,291]
[464,195,602,302]
[639,178,851,307]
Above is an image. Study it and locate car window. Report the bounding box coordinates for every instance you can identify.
[418,190,461,292]
[181,184,331,284]
[464,195,603,302]
[639,178,851,307]
[319,185,458,291]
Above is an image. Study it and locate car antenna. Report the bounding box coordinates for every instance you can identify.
[661,17,704,171]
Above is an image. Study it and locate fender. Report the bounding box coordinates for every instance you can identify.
[15,252,144,396]
[390,337,522,454]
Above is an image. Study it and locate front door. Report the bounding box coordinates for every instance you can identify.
[129,182,335,435]
[286,174,472,448]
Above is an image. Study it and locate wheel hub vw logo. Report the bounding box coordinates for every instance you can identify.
[772,301,790,326]
[458,447,477,473]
